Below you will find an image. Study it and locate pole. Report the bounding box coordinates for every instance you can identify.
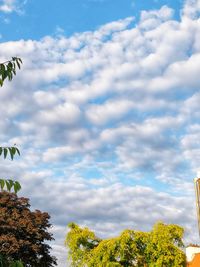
[194,178,200,238]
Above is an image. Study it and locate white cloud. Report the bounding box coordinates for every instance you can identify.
[139,6,174,30]
[98,17,134,35]
[43,146,82,162]
[0,0,26,14]
[16,172,197,266]
[34,91,59,108]
[182,0,200,19]
[86,99,134,125]
[141,5,174,21]
[1,1,200,265]
[36,102,81,126]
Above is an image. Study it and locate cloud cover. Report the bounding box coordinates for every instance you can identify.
[1,0,200,265]
[0,0,26,14]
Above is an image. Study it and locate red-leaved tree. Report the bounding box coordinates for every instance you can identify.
[0,192,57,266]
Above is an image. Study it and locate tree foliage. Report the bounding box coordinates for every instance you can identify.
[0,57,22,86]
[0,57,22,193]
[0,57,57,266]
[0,146,21,194]
[0,57,23,266]
[0,191,57,266]
[65,222,186,267]
[0,146,20,160]
[0,179,21,194]
[0,255,23,267]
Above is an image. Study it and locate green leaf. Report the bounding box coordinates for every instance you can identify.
[3,148,8,159]
[0,179,5,190]
[0,254,4,267]
[8,71,13,81]
[16,60,21,69]
[5,180,13,192]
[8,147,14,160]
[8,61,13,67]
[12,68,16,75]
[14,181,21,194]
[18,58,23,64]
[12,146,16,156]
[5,180,11,191]
[0,63,5,72]
[8,179,14,185]
[15,147,20,156]
[10,260,24,267]
[0,147,2,156]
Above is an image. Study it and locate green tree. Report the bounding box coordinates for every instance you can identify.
[65,222,186,267]
[145,222,186,267]
[66,222,100,267]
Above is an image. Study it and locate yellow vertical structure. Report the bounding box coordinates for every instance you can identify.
[194,178,200,237]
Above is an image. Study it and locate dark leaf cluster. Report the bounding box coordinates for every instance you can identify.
[0,57,22,86]
[0,179,21,194]
[0,146,21,194]
[0,146,20,160]
[0,254,23,267]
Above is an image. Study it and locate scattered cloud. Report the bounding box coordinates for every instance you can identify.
[16,171,197,266]
[182,0,200,18]
[0,0,27,14]
[0,1,200,265]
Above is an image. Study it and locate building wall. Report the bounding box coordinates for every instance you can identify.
[187,253,200,267]
[186,247,200,267]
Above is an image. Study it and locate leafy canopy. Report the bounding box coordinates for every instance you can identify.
[65,222,186,267]
[0,191,57,266]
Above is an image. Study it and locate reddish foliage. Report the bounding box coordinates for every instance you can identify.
[0,191,57,266]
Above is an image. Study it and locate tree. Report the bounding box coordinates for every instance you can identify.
[0,57,22,193]
[145,222,186,267]
[0,191,57,266]
[0,57,57,266]
[65,222,186,267]
[0,57,24,267]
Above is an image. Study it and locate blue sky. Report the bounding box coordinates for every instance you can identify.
[1,0,200,266]
[0,0,183,40]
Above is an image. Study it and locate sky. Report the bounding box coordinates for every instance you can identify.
[1,0,200,265]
